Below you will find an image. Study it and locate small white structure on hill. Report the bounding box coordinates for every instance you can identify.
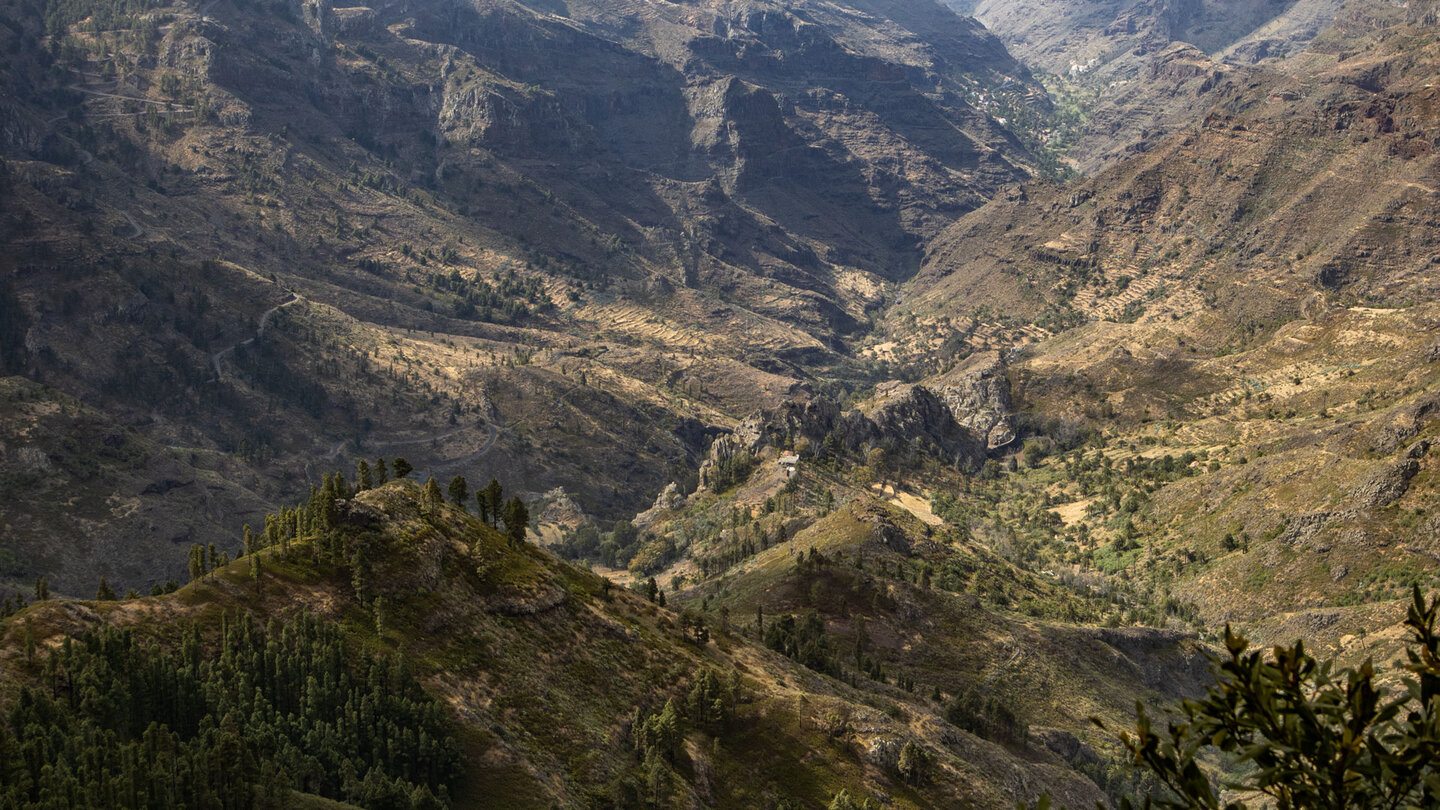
[778,453,800,477]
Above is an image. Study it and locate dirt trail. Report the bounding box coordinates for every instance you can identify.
[210,293,300,377]
[336,422,497,458]
[67,84,191,107]
[121,211,143,239]
[47,75,194,124]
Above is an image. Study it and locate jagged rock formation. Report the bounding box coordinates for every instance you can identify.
[930,350,1018,449]
[1348,457,1420,510]
[696,382,1001,491]
[634,482,685,528]
[533,487,588,527]
[867,382,988,468]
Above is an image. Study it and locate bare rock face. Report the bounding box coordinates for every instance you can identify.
[932,351,1016,450]
[1084,626,1212,698]
[535,488,586,527]
[851,502,922,556]
[697,384,988,490]
[1350,458,1421,510]
[1032,728,1101,768]
[1371,396,1440,454]
[868,383,987,470]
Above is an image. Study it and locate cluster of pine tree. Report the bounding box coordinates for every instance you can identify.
[0,612,461,809]
[762,610,842,678]
[944,689,1028,746]
[429,266,550,323]
[618,670,739,806]
[695,518,788,577]
[255,468,359,559]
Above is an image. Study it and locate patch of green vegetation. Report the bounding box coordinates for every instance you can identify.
[1244,564,1274,592]
[0,613,460,809]
[1093,541,1143,574]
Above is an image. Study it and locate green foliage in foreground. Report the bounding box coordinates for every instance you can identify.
[0,612,462,809]
[1099,586,1440,809]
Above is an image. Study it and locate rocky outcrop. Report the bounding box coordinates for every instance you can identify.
[868,383,987,469]
[1084,626,1212,698]
[1277,511,1341,546]
[534,487,586,527]
[1371,397,1440,454]
[850,501,935,557]
[932,351,1016,449]
[634,481,684,527]
[695,384,989,491]
[1032,728,1101,768]
[1350,458,1421,510]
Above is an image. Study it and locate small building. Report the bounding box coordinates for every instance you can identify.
[777,453,800,477]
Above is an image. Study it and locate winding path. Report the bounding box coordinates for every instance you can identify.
[210,293,299,377]
[47,83,193,125]
[428,423,501,475]
[120,210,144,239]
[323,422,494,462]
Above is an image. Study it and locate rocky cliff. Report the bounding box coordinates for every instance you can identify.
[696,377,1009,492]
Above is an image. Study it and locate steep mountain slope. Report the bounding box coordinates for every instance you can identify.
[955,0,1333,76]
[0,0,1053,594]
[944,0,1366,173]
[887,1,1440,635]
[0,479,1194,808]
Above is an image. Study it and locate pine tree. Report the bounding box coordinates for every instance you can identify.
[188,545,205,582]
[392,457,413,479]
[854,615,868,671]
[475,490,489,525]
[423,477,444,507]
[95,577,116,601]
[448,476,469,511]
[897,740,929,785]
[375,457,389,484]
[502,496,528,546]
[357,460,373,490]
[33,577,48,601]
[483,479,503,527]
